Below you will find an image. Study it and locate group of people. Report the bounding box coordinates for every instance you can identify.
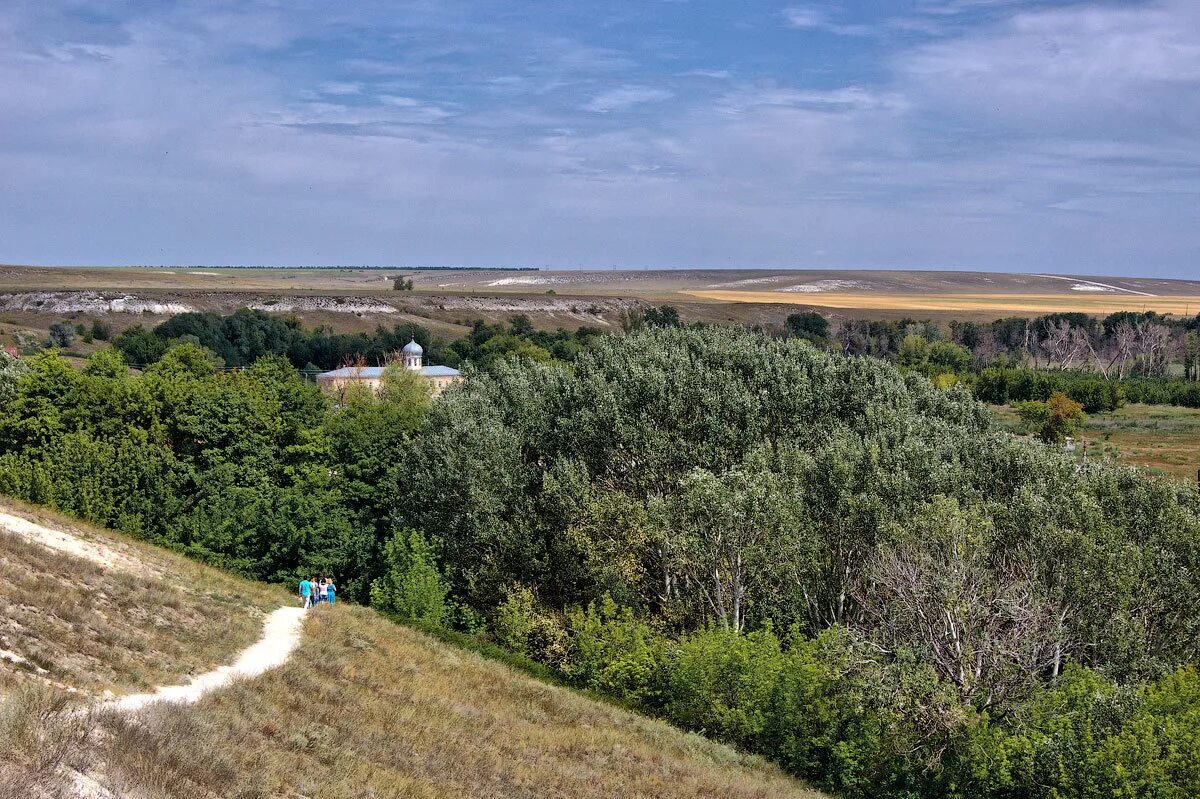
[298,576,336,609]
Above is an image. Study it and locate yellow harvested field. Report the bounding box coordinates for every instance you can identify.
[685,290,1200,315]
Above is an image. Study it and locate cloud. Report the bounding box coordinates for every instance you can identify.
[0,1,1198,275]
[782,6,872,36]
[782,6,830,29]
[318,82,364,96]
[898,0,1200,137]
[583,85,672,113]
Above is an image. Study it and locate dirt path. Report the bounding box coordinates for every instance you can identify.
[0,510,145,574]
[0,506,306,709]
[104,606,306,711]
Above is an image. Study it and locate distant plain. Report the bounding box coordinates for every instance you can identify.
[4,265,1200,334]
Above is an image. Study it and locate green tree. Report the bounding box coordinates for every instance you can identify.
[644,305,681,327]
[378,363,433,410]
[785,311,830,341]
[370,529,451,626]
[113,324,168,365]
[46,323,74,349]
[1015,391,1085,443]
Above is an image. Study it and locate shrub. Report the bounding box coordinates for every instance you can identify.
[369,529,451,627]
[1014,391,1085,443]
[492,584,540,655]
[663,624,785,748]
[563,596,663,704]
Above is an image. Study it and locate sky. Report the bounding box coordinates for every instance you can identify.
[1,1,1198,277]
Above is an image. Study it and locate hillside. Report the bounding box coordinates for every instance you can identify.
[0,500,824,799]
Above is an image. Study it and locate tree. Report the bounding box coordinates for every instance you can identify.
[370,529,451,626]
[0,353,28,406]
[896,334,930,367]
[509,313,534,336]
[90,320,112,341]
[666,467,804,632]
[928,341,972,374]
[113,325,168,365]
[46,323,74,349]
[393,276,414,291]
[378,363,433,411]
[1015,391,1085,444]
[644,305,681,328]
[786,312,829,342]
[856,497,1061,714]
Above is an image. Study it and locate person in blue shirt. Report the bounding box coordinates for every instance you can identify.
[325,577,337,605]
[299,577,312,609]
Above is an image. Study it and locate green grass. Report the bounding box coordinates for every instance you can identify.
[991,403,1200,483]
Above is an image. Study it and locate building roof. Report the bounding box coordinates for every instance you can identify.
[419,365,461,377]
[317,365,461,379]
[402,338,424,355]
[318,366,386,379]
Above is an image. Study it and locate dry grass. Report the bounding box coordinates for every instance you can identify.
[0,499,284,696]
[96,606,824,799]
[0,500,823,797]
[686,290,1200,316]
[0,684,96,799]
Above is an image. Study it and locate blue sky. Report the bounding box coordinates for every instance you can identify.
[1,1,1198,277]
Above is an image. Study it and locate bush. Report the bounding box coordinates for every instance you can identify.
[563,596,663,704]
[1015,391,1085,443]
[369,529,451,627]
[46,323,74,349]
[1178,382,1200,409]
[663,624,786,748]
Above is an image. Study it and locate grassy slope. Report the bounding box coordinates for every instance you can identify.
[0,499,282,697]
[0,502,823,799]
[102,607,821,799]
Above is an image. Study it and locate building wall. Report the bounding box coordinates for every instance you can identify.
[317,373,461,397]
[317,375,383,394]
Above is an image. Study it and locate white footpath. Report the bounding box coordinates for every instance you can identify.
[0,506,306,710]
[104,606,306,712]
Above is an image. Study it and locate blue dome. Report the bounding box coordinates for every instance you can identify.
[401,339,423,355]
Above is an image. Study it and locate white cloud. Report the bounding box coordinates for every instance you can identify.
[782,6,872,35]
[782,7,829,29]
[318,81,363,96]
[583,85,672,113]
[899,0,1200,136]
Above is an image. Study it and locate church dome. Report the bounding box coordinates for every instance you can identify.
[401,339,423,355]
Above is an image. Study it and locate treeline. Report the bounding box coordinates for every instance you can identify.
[836,310,1200,379]
[111,308,603,371]
[784,309,1200,408]
[3,328,1200,796]
[973,367,1200,410]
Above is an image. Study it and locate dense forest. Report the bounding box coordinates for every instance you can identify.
[91,305,1200,410]
[109,308,602,372]
[1,325,1199,797]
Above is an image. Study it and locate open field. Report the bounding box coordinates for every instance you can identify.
[0,502,824,799]
[4,265,1200,338]
[687,290,1200,316]
[991,403,1200,483]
